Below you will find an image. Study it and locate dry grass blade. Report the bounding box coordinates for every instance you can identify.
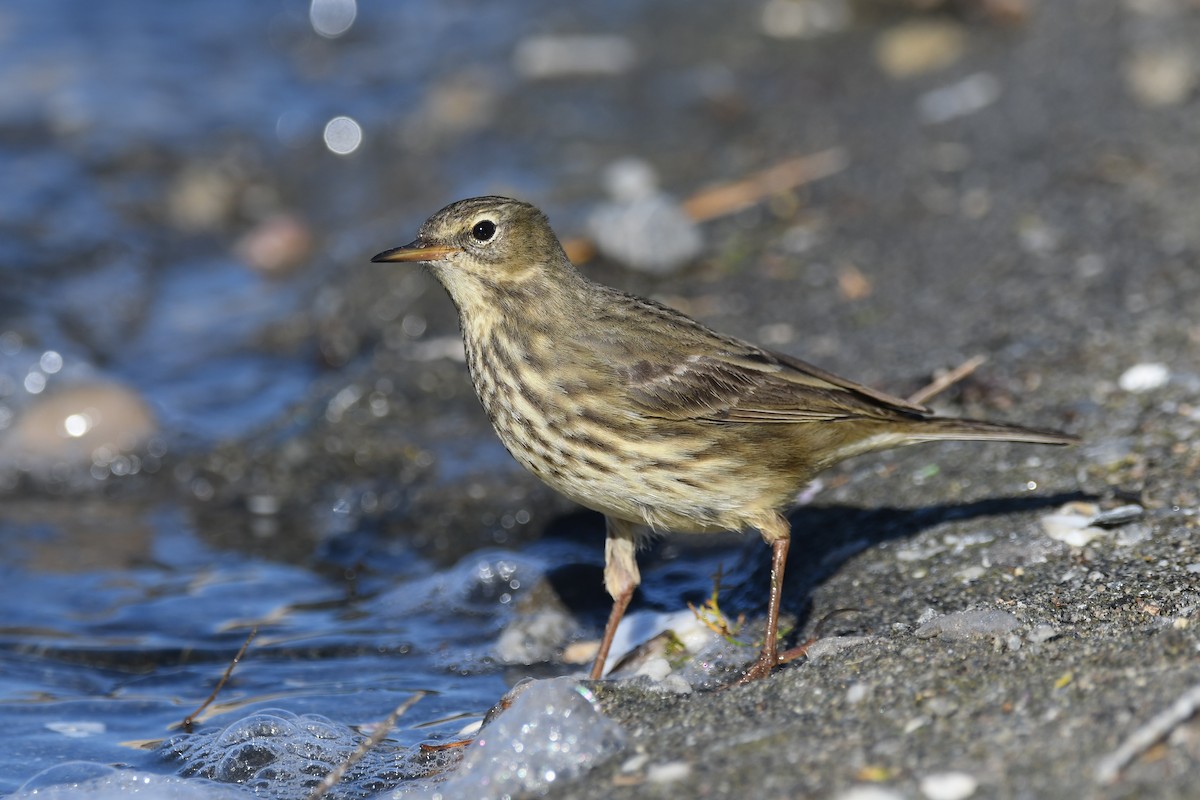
[307,691,428,800]
[681,147,849,222]
[906,354,987,406]
[180,627,258,732]
[1094,682,1200,784]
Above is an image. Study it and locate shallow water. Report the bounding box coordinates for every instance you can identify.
[0,2,784,795]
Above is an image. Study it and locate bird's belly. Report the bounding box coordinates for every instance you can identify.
[492,407,786,533]
[466,343,799,532]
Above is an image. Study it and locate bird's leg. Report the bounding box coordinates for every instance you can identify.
[738,513,792,684]
[590,516,640,680]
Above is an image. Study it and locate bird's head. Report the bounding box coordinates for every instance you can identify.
[372,197,571,294]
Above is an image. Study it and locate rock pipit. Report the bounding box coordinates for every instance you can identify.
[373,196,1076,683]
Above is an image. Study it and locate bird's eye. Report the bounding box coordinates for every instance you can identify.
[471,220,497,242]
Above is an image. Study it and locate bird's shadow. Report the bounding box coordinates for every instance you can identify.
[730,491,1092,631]
[543,491,1091,636]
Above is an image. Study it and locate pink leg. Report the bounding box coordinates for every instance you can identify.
[590,516,640,680]
[738,514,791,684]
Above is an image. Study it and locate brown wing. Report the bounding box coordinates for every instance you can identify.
[586,287,930,426]
[623,346,932,425]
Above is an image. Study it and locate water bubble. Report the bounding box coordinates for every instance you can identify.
[323,116,362,155]
[310,0,356,39]
[24,372,46,394]
[40,351,64,374]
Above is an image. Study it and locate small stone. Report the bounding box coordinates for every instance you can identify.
[1114,523,1152,548]
[562,639,600,665]
[805,635,873,665]
[168,164,237,231]
[1119,362,1170,392]
[875,20,967,79]
[760,0,852,40]
[918,73,1002,125]
[645,760,691,783]
[834,786,906,800]
[514,35,636,79]
[588,159,702,275]
[1090,504,1145,527]
[1027,624,1060,644]
[920,771,979,800]
[0,381,157,473]
[1125,47,1196,108]
[924,696,959,717]
[915,609,1020,641]
[845,682,869,704]
[957,565,986,582]
[235,214,313,275]
[1041,505,1107,548]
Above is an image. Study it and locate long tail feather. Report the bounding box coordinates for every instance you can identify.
[907,417,1078,446]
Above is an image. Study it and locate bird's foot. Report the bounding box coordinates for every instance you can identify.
[735,652,780,684]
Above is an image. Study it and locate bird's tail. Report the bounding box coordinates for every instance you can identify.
[906,417,1078,446]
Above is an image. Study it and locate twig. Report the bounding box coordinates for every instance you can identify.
[307,691,427,800]
[180,627,258,732]
[778,608,861,664]
[1094,681,1200,784]
[906,354,987,406]
[682,147,848,222]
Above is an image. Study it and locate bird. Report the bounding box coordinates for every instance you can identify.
[372,196,1077,683]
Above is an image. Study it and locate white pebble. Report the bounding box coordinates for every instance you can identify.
[645,760,691,783]
[1118,362,1170,392]
[835,786,906,800]
[918,73,1001,125]
[1040,512,1106,548]
[845,682,869,704]
[920,771,979,800]
[514,35,636,79]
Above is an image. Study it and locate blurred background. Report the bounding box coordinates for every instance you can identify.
[1,0,1198,796]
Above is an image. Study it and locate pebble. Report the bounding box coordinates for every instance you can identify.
[915,608,1020,641]
[514,35,636,79]
[587,158,703,274]
[1118,362,1170,392]
[645,760,692,784]
[760,0,852,40]
[167,164,237,231]
[1041,501,1142,547]
[918,73,1002,125]
[924,696,960,718]
[1040,509,1106,548]
[834,786,906,800]
[875,20,966,79]
[845,682,869,705]
[234,214,312,275]
[1090,504,1145,527]
[1026,623,1060,644]
[1124,47,1196,108]
[920,771,979,800]
[805,635,873,665]
[0,381,157,473]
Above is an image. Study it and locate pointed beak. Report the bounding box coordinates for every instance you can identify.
[370,240,460,263]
